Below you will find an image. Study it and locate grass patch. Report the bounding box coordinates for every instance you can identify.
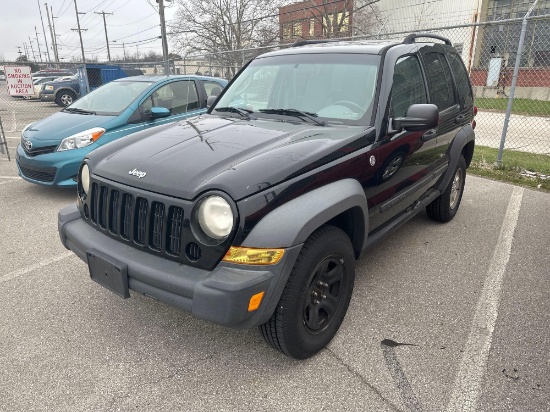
[468,146,550,191]
[475,98,550,117]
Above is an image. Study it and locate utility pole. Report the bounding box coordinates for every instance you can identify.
[34,26,43,62]
[72,0,87,62]
[123,42,126,61]
[37,0,51,62]
[51,5,60,63]
[28,37,37,61]
[95,11,113,62]
[158,0,170,74]
[18,46,23,56]
[45,3,58,62]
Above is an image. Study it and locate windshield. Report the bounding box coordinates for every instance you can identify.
[68,80,153,115]
[213,52,380,125]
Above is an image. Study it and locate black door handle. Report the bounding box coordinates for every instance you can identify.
[455,114,466,123]
[421,129,437,142]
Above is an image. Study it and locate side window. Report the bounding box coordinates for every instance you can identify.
[447,53,474,108]
[423,52,457,111]
[169,81,199,114]
[390,55,427,118]
[140,81,199,116]
[203,81,223,98]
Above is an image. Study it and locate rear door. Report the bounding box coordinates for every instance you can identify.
[418,45,463,164]
[129,80,204,129]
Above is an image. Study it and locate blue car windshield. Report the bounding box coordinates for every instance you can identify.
[67,80,153,115]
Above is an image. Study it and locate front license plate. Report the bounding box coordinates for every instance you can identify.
[86,249,129,298]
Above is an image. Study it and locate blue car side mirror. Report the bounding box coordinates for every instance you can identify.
[151,107,171,118]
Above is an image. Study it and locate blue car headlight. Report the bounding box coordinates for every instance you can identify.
[57,127,105,151]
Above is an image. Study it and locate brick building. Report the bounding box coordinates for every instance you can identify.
[278,0,353,43]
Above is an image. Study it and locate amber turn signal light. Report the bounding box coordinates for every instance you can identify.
[222,246,284,265]
[248,291,265,312]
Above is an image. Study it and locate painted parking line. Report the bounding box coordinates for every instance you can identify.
[0,251,74,284]
[446,186,524,412]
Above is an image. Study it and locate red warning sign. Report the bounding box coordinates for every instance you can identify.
[5,66,34,96]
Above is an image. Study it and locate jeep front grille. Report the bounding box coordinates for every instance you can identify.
[87,182,186,257]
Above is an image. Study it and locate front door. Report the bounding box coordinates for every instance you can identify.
[370,54,441,231]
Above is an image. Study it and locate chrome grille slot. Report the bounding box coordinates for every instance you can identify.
[120,194,134,240]
[90,183,99,224]
[109,190,120,234]
[134,198,148,245]
[167,206,184,256]
[150,202,165,251]
[98,186,108,229]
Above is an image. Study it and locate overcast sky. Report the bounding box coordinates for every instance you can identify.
[0,0,178,62]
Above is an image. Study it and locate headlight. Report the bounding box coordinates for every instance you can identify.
[80,163,90,195]
[44,85,54,91]
[198,196,234,240]
[57,127,105,151]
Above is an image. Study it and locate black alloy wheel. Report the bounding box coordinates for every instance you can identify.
[260,225,355,359]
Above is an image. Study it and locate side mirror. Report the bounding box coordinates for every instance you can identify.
[151,106,170,118]
[392,104,439,132]
[207,95,217,108]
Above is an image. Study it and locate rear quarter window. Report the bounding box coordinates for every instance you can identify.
[447,53,474,108]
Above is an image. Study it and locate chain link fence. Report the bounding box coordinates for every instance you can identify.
[1,16,549,162]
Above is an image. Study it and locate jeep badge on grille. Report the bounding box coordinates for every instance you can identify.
[129,169,147,178]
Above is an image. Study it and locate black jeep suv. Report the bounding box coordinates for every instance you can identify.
[58,34,476,359]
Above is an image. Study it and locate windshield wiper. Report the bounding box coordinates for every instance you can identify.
[259,108,326,126]
[63,107,96,115]
[214,106,256,120]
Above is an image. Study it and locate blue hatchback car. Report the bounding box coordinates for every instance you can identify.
[16,75,227,187]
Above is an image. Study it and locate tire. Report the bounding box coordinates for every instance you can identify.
[56,90,76,107]
[259,225,355,359]
[426,155,467,222]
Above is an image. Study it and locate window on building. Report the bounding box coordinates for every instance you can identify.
[309,19,315,36]
[282,23,292,40]
[322,12,349,34]
[293,22,302,37]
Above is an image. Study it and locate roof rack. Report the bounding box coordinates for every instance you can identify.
[403,33,452,46]
[291,39,341,47]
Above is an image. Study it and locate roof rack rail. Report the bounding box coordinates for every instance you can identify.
[403,33,452,46]
[292,39,340,47]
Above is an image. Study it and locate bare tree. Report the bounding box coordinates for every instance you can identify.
[170,0,289,76]
[299,0,381,38]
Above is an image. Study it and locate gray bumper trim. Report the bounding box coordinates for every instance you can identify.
[58,204,302,329]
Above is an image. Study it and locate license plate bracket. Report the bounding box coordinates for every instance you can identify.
[86,249,129,298]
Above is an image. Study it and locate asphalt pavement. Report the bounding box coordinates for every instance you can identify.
[0,157,548,412]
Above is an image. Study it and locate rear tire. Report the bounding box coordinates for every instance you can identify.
[259,225,355,359]
[426,155,466,222]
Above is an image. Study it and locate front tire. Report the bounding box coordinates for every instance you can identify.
[259,225,355,359]
[56,90,76,107]
[426,155,467,222]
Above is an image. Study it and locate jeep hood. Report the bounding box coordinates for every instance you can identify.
[23,111,114,141]
[91,115,373,200]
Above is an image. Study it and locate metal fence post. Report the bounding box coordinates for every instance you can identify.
[0,115,11,161]
[497,0,540,165]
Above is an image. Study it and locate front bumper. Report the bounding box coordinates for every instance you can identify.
[40,91,55,102]
[58,204,302,329]
[16,144,93,187]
